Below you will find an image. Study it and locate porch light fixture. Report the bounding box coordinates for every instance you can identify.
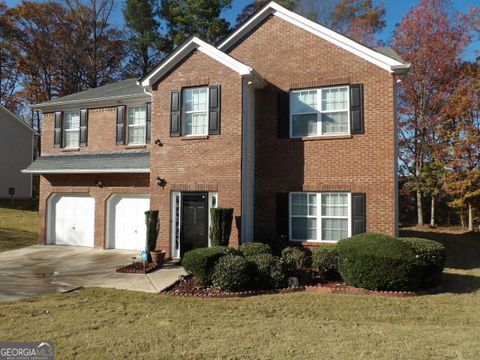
[156,176,167,188]
[154,139,163,146]
[95,180,104,188]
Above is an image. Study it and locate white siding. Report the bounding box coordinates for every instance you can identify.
[0,106,35,198]
[241,80,255,243]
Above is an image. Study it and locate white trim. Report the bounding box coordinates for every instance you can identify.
[141,37,253,87]
[218,2,410,74]
[288,192,352,243]
[22,168,150,174]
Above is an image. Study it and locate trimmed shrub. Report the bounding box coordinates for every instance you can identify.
[239,242,271,257]
[248,253,286,289]
[337,233,419,291]
[210,208,234,246]
[312,246,338,274]
[145,210,159,261]
[182,246,234,286]
[280,246,312,275]
[400,237,446,288]
[212,255,253,292]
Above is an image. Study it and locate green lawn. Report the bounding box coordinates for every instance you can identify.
[0,200,38,252]
[0,207,479,359]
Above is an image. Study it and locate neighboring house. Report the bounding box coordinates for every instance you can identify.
[0,104,37,199]
[24,2,409,257]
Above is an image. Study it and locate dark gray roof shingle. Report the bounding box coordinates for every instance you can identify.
[23,150,150,173]
[35,79,147,108]
[373,47,408,64]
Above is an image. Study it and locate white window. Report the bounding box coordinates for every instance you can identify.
[182,87,208,136]
[290,86,349,137]
[128,106,146,145]
[289,192,350,242]
[64,111,80,148]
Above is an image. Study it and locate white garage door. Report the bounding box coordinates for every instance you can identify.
[50,194,95,247]
[108,195,150,250]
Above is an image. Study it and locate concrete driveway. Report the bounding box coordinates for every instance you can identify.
[0,245,186,301]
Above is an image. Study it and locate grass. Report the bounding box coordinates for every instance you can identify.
[0,213,479,358]
[0,200,38,252]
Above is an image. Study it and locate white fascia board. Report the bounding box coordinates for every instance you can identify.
[219,2,408,73]
[141,37,252,87]
[21,169,150,174]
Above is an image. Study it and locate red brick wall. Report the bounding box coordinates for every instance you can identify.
[228,15,397,241]
[149,50,244,255]
[41,107,151,155]
[38,173,150,248]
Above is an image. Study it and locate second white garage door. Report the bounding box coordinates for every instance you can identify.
[107,195,150,250]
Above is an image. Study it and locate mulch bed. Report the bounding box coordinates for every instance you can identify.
[305,282,441,297]
[161,276,440,298]
[116,262,158,274]
[161,276,305,298]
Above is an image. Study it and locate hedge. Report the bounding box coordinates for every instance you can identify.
[248,253,286,289]
[239,242,271,257]
[210,208,234,246]
[182,246,235,286]
[312,246,338,274]
[212,255,253,292]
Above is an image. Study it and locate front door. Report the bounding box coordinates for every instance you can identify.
[181,193,208,256]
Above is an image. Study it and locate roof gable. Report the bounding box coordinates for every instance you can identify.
[218,1,410,74]
[141,37,253,87]
[0,104,38,135]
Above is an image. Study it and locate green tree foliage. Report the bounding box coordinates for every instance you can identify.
[210,208,233,246]
[123,0,167,77]
[159,0,232,48]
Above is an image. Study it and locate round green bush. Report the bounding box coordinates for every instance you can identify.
[312,246,338,274]
[280,246,312,274]
[400,237,446,288]
[212,255,253,292]
[337,233,420,291]
[182,246,235,286]
[248,253,286,289]
[239,242,271,257]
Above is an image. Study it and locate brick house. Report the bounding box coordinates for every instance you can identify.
[24,2,409,258]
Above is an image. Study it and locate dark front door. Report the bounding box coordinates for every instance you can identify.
[181,193,208,256]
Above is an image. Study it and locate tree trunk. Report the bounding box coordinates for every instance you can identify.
[417,189,424,226]
[461,213,465,228]
[430,196,435,227]
[468,204,474,232]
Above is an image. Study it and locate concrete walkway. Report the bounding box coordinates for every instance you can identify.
[0,245,186,301]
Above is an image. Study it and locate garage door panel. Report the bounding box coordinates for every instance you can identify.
[108,195,150,250]
[50,195,95,247]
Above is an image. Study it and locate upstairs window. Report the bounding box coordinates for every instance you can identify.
[64,111,80,148]
[182,87,208,136]
[290,86,349,137]
[127,106,147,145]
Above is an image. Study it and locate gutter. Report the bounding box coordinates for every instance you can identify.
[34,93,151,111]
[22,168,150,174]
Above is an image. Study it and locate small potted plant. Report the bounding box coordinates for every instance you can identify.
[145,210,165,266]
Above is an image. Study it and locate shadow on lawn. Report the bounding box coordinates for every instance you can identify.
[401,229,480,294]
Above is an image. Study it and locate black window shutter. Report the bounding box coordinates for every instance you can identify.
[145,102,152,143]
[54,111,63,148]
[350,84,364,134]
[79,109,88,147]
[209,85,221,135]
[116,105,126,145]
[351,193,366,235]
[276,193,289,239]
[277,91,290,138]
[170,90,181,137]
